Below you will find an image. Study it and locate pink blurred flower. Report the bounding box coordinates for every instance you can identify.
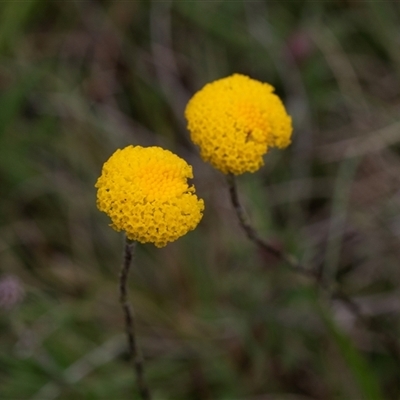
[0,274,25,311]
[286,31,314,64]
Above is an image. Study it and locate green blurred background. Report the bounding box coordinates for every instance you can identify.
[1,0,400,399]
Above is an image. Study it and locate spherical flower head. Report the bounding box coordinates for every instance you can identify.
[95,146,204,248]
[185,74,293,175]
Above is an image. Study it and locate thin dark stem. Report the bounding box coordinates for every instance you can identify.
[226,174,315,279]
[119,237,151,400]
[226,173,400,366]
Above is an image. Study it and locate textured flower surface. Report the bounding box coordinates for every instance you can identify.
[95,146,204,248]
[185,74,293,175]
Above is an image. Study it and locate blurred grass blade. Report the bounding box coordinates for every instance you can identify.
[364,1,400,73]
[0,67,43,139]
[0,0,38,51]
[318,304,382,400]
[0,67,45,186]
[323,156,360,285]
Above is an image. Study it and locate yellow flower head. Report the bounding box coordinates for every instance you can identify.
[95,146,204,248]
[185,74,293,175]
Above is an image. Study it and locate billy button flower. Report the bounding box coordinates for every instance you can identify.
[185,74,293,175]
[95,145,204,248]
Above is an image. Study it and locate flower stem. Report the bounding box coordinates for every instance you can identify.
[119,237,151,400]
[226,173,314,278]
[226,173,400,366]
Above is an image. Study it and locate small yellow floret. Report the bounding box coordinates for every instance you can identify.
[95,146,204,247]
[185,74,293,175]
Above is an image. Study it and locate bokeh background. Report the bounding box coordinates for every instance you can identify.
[1,1,400,399]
